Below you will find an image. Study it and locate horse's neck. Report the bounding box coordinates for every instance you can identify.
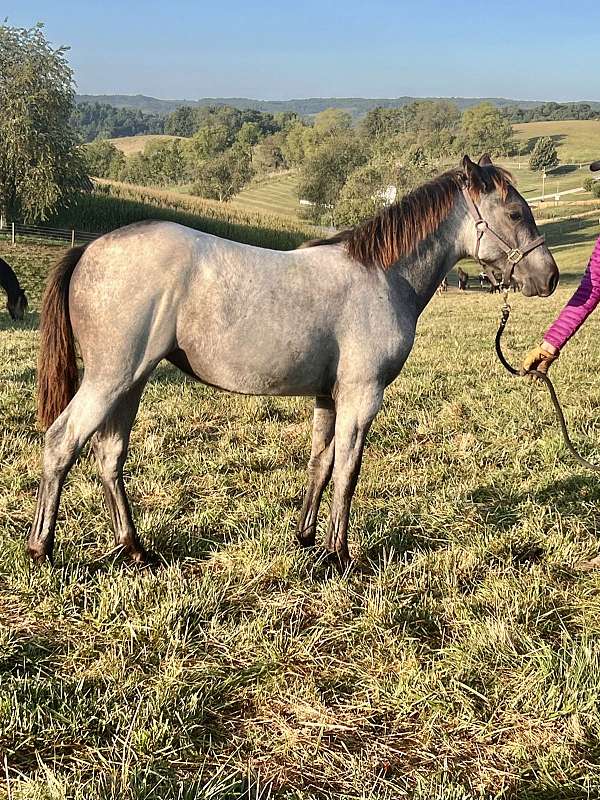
[0,258,20,300]
[391,204,469,314]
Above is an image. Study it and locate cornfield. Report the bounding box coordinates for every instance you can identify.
[48,180,322,250]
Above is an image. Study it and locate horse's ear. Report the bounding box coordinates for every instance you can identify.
[462,155,486,192]
[478,153,493,167]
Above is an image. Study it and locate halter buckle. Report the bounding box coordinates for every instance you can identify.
[506,248,524,265]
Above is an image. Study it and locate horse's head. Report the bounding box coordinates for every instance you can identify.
[7,290,28,320]
[462,154,558,297]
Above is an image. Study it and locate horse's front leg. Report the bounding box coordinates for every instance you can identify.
[296,396,335,547]
[324,384,383,567]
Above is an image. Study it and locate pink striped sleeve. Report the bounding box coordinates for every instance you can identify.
[544,236,600,350]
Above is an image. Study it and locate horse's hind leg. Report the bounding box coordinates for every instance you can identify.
[91,382,146,562]
[27,379,126,564]
[296,396,336,548]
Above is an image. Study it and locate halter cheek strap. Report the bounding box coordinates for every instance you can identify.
[461,186,545,287]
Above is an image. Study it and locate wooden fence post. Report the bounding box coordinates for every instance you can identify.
[11,222,15,245]
[71,229,75,248]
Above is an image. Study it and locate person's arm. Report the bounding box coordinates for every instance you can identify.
[522,236,600,374]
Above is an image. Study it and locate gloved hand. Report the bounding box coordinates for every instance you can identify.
[521,342,559,376]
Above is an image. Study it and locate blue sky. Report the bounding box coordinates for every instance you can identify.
[5,1,600,101]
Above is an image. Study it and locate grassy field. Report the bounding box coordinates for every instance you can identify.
[2,215,600,799]
[229,173,300,219]
[107,135,184,155]
[514,120,600,166]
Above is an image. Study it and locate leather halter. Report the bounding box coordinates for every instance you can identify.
[461,185,545,288]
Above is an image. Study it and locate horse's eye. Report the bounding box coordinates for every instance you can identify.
[509,210,522,222]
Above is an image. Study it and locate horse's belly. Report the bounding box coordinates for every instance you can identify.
[171,336,334,397]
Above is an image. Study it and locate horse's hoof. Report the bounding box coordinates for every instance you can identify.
[323,549,353,573]
[296,530,316,549]
[126,547,149,566]
[26,545,52,566]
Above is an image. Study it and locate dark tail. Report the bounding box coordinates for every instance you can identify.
[37,246,86,430]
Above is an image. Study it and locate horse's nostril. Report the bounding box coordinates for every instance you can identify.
[549,271,559,293]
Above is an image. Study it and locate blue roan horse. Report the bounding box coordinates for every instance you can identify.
[28,156,558,567]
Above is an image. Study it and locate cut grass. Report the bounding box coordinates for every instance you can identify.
[229,173,301,219]
[2,218,600,799]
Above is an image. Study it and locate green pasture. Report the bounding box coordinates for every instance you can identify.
[229,173,301,219]
[2,211,600,798]
[514,119,600,165]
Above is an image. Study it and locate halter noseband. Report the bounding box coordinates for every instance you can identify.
[461,185,545,288]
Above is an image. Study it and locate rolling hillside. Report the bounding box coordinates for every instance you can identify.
[514,119,600,165]
[77,93,600,119]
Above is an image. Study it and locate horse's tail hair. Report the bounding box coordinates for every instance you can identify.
[37,246,86,430]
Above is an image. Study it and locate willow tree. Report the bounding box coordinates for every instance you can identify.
[0,23,89,223]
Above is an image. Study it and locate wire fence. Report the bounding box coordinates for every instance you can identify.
[0,220,100,246]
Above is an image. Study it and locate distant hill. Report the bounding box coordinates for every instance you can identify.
[75,94,600,119]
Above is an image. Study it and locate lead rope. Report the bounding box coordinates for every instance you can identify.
[495,291,600,472]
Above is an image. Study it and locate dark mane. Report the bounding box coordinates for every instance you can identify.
[300,165,513,270]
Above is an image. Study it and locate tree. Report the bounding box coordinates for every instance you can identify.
[460,102,515,157]
[186,124,231,170]
[0,23,89,222]
[72,102,164,141]
[191,145,253,202]
[84,139,125,179]
[334,149,436,226]
[252,134,286,174]
[298,132,368,223]
[120,139,188,186]
[165,105,197,137]
[194,105,242,142]
[313,108,352,136]
[410,100,460,133]
[360,107,407,140]
[281,121,309,167]
[236,122,262,152]
[529,136,560,172]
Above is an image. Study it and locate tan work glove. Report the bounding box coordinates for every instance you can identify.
[521,342,559,376]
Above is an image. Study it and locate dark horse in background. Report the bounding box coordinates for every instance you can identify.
[1,257,28,320]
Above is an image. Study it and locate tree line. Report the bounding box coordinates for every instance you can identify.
[69,98,600,141]
[503,102,600,123]
[71,102,165,141]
